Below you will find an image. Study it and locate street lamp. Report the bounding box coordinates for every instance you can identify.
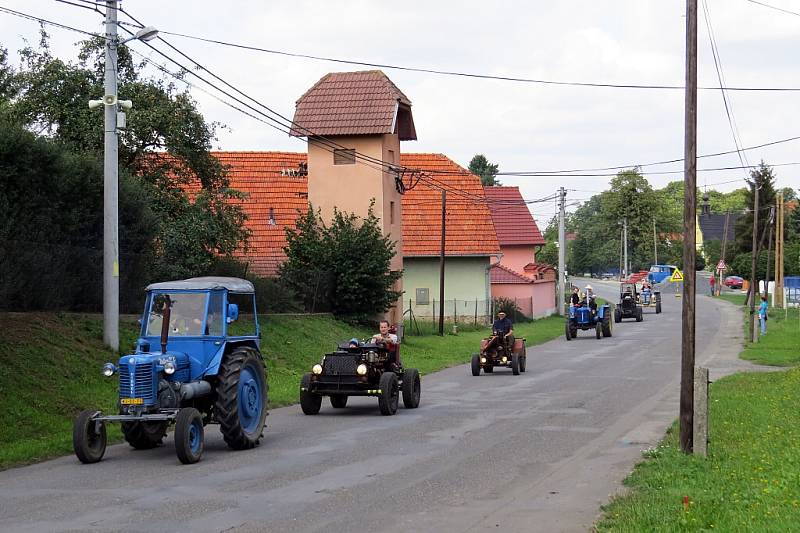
[87,1,157,351]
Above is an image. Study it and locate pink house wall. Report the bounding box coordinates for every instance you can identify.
[500,245,537,273]
[492,280,556,319]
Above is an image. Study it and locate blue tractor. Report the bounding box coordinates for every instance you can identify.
[73,277,268,465]
[565,300,612,340]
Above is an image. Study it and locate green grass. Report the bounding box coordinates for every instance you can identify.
[596,295,800,530]
[0,311,565,470]
[597,369,800,532]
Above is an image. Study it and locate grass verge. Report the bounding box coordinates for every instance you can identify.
[0,311,563,470]
[597,369,800,532]
[596,296,800,530]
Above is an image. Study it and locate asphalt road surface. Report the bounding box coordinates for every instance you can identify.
[0,280,754,533]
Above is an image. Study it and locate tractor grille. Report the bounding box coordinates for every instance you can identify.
[119,362,156,403]
[323,355,358,376]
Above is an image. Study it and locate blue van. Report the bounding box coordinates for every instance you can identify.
[648,264,678,284]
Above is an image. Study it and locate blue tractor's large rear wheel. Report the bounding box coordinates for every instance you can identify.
[215,347,268,450]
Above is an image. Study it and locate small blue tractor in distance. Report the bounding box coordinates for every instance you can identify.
[565,300,612,340]
[73,277,268,465]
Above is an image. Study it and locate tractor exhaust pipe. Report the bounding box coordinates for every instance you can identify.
[160,295,172,354]
[180,381,212,400]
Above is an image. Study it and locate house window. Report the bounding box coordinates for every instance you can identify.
[387,149,395,164]
[333,148,356,165]
[268,208,276,226]
[416,288,430,305]
[390,201,395,224]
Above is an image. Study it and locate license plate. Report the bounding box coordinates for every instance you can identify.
[121,398,144,405]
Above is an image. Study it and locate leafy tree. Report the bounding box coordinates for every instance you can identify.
[0,118,156,311]
[281,205,402,322]
[468,154,500,186]
[734,162,777,253]
[705,187,748,213]
[6,33,248,280]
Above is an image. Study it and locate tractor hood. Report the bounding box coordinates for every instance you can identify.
[116,351,191,383]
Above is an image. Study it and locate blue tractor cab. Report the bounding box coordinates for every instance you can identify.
[73,277,268,465]
[566,298,612,340]
[647,264,678,285]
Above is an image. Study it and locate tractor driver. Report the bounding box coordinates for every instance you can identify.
[583,285,598,316]
[492,311,515,351]
[372,320,399,369]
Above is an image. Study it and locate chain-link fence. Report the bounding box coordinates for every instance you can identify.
[401,297,537,327]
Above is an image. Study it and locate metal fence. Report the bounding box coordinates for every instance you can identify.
[402,297,536,326]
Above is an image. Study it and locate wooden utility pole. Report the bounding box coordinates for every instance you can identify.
[680,0,698,455]
[775,191,785,307]
[438,189,446,336]
[748,182,759,343]
[653,218,658,265]
[765,207,774,300]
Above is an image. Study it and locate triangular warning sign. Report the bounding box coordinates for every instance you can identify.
[670,269,684,282]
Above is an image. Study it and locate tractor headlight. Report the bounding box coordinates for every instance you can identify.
[501,356,507,363]
[163,361,176,375]
[312,364,323,375]
[102,363,116,377]
[356,364,368,376]
[480,357,487,364]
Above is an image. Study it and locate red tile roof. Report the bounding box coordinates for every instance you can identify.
[178,151,500,276]
[209,152,308,277]
[399,153,500,257]
[290,71,417,140]
[490,263,531,284]
[483,186,545,246]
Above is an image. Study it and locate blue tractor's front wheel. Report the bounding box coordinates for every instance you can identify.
[215,347,268,450]
[175,407,204,464]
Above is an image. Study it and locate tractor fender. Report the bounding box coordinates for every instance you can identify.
[204,340,262,376]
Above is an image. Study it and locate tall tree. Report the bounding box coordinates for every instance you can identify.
[7,33,248,280]
[734,162,777,253]
[468,154,500,186]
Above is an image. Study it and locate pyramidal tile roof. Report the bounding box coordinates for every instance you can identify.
[490,263,531,284]
[290,71,416,139]
[399,153,500,257]
[483,186,545,246]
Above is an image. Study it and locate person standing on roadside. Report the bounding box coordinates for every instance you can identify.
[709,275,716,297]
[758,296,768,335]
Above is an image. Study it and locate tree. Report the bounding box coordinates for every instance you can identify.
[6,33,248,280]
[734,162,777,253]
[280,204,402,322]
[468,154,500,186]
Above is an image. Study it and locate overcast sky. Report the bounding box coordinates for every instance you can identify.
[2,0,799,222]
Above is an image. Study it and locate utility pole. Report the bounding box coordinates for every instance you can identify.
[775,191,785,307]
[103,1,120,352]
[679,0,698,455]
[623,217,628,279]
[653,218,658,266]
[748,182,759,343]
[557,187,566,315]
[438,189,446,336]
[765,207,775,300]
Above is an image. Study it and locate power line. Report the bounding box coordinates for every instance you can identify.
[747,0,800,17]
[702,0,750,181]
[10,4,800,181]
[143,25,800,92]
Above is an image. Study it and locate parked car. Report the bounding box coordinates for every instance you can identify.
[724,275,744,289]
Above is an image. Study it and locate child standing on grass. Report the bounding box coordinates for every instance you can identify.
[758,295,768,335]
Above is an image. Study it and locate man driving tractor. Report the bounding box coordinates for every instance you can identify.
[491,311,515,352]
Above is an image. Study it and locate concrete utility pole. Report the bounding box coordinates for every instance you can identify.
[748,182,759,343]
[679,0,698,455]
[103,0,120,351]
[775,191,785,307]
[557,187,566,315]
[719,210,730,295]
[653,218,658,266]
[623,217,628,279]
[438,189,446,336]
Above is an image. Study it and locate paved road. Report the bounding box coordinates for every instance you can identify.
[0,282,751,533]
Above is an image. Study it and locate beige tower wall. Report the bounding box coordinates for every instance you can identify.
[306,134,404,324]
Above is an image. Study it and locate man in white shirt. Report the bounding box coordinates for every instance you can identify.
[372,320,398,345]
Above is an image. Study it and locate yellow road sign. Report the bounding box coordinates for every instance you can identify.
[670,269,684,282]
